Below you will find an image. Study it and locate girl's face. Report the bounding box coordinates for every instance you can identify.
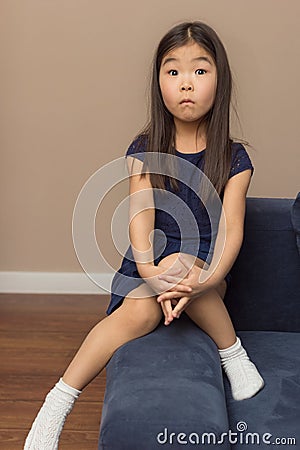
[159,41,217,126]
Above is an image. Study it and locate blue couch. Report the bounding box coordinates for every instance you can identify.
[99,195,300,449]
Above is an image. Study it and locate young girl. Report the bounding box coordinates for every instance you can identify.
[24,21,264,449]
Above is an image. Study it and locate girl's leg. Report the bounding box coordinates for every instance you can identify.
[24,289,162,450]
[184,279,236,349]
[184,283,264,401]
[63,290,163,390]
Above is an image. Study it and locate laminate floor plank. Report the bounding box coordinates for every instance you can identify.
[1,330,89,350]
[0,400,103,430]
[0,294,109,332]
[0,373,106,401]
[0,430,99,450]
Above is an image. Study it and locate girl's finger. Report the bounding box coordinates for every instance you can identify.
[160,299,173,325]
[172,297,189,318]
[158,274,184,283]
[170,284,192,293]
[160,300,168,319]
[157,291,183,302]
[160,281,192,295]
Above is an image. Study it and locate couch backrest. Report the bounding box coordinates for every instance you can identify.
[224,197,300,332]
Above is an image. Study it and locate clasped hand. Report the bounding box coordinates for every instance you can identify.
[146,254,210,326]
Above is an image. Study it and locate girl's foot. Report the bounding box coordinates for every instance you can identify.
[24,378,81,449]
[218,337,264,401]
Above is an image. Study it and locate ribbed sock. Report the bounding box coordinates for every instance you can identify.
[24,378,81,450]
[218,337,264,401]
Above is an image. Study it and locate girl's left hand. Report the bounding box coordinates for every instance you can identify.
[157,254,212,320]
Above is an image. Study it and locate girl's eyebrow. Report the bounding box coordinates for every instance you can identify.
[162,56,213,66]
[192,56,213,65]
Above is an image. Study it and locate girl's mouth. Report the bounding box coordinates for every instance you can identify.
[180,99,194,104]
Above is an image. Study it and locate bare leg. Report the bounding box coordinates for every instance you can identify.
[63,290,162,390]
[184,280,236,349]
[184,281,264,400]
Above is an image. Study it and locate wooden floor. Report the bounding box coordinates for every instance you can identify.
[0,293,110,450]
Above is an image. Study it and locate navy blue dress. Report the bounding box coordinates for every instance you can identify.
[106,138,254,315]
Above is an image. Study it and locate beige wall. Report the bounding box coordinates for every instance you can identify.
[1,0,299,274]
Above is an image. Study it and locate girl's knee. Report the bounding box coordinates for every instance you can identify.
[157,252,205,272]
[157,252,181,270]
[122,297,162,332]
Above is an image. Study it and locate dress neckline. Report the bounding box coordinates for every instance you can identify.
[175,148,206,156]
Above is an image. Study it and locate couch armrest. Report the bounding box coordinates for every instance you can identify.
[99,314,230,450]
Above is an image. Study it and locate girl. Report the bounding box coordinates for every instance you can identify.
[24,21,264,449]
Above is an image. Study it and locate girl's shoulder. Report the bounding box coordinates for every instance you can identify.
[125,134,148,161]
[231,141,249,155]
[229,142,254,179]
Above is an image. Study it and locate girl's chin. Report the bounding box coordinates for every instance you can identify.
[174,116,203,125]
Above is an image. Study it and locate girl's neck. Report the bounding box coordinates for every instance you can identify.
[174,120,207,153]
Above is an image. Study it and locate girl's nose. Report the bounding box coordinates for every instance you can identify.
[180,83,193,91]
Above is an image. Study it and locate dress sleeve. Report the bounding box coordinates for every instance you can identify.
[228,143,254,179]
[125,135,147,162]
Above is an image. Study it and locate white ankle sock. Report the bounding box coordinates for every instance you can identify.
[218,337,264,401]
[24,378,81,450]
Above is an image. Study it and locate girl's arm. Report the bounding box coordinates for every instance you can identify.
[127,156,156,276]
[127,156,191,294]
[203,168,253,287]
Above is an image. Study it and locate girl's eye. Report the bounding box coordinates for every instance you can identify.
[195,69,207,75]
[168,70,178,76]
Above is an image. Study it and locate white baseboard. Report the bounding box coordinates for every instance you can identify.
[0,271,114,294]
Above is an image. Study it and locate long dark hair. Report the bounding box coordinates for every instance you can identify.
[137,21,234,197]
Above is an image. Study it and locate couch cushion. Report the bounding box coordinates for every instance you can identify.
[99,315,230,450]
[224,331,300,449]
[225,197,300,332]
